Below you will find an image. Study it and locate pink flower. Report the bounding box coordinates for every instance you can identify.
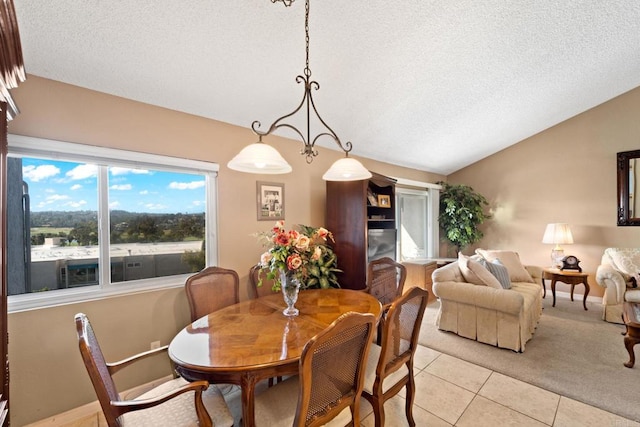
[296,235,310,251]
[287,254,303,270]
[260,251,273,266]
[312,246,322,261]
[316,227,329,240]
[274,232,290,246]
[273,220,285,232]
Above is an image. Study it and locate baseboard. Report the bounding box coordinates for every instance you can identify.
[550,290,603,304]
[24,375,173,427]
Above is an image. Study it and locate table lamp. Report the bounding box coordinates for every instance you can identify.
[542,223,574,268]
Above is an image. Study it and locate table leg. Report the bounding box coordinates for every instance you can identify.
[624,335,638,368]
[551,279,557,307]
[582,278,590,311]
[541,278,546,298]
[570,284,575,301]
[240,373,260,427]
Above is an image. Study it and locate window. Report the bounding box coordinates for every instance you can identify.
[395,183,440,261]
[7,135,218,312]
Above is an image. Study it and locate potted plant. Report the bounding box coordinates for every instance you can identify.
[437,181,491,254]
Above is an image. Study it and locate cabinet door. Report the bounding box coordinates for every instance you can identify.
[0,101,9,427]
[326,180,368,289]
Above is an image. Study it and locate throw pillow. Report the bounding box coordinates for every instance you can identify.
[482,258,511,289]
[458,252,502,289]
[475,249,535,283]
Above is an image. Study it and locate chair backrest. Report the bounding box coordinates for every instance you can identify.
[366,257,407,306]
[185,266,240,322]
[376,287,428,381]
[295,312,375,427]
[75,313,124,427]
[249,263,279,299]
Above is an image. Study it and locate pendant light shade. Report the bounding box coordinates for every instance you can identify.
[322,157,372,181]
[227,142,292,174]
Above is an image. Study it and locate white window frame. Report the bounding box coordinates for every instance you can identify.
[7,134,219,313]
[393,177,441,260]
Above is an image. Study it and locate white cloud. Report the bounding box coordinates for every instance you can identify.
[70,184,82,190]
[67,164,98,180]
[110,184,132,191]
[109,201,120,209]
[67,200,87,208]
[23,164,60,182]
[145,203,167,210]
[110,167,150,176]
[46,194,70,202]
[36,193,70,208]
[139,190,149,195]
[169,180,205,190]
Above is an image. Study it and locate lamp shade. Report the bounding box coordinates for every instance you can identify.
[542,223,574,246]
[322,157,372,181]
[227,142,292,174]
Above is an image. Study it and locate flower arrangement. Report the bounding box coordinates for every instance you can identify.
[257,220,341,290]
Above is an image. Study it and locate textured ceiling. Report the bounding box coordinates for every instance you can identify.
[13,0,640,175]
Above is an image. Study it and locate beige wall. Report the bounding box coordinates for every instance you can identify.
[449,85,640,300]
[6,75,443,426]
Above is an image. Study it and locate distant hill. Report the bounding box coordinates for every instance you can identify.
[30,210,203,229]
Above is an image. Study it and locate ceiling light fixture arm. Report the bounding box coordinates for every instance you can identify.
[252,0,354,164]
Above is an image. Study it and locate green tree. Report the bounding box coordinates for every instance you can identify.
[69,221,99,246]
[438,181,491,254]
[182,240,205,272]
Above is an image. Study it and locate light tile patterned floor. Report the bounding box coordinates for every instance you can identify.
[67,343,640,427]
[357,345,640,427]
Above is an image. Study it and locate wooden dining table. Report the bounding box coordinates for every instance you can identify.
[168,288,382,427]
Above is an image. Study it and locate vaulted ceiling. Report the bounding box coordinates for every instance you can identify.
[13,1,640,175]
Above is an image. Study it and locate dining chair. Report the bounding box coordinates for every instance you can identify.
[365,256,407,309]
[74,312,233,427]
[361,287,429,427]
[249,263,279,299]
[253,311,376,427]
[185,266,240,322]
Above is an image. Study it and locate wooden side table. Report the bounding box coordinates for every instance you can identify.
[542,268,590,310]
[622,302,640,368]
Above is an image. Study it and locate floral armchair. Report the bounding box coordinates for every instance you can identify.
[595,248,640,323]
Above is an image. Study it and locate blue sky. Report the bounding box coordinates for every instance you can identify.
[22,157,206,213]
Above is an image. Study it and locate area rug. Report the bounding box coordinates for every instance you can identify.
[418,297,640,422]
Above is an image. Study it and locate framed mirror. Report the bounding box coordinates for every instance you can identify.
[617,149,640,226]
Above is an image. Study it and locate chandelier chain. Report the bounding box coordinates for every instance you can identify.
[305,0,310,76]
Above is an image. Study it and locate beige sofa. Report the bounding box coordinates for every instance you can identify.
[432,251,543,352]
[595,248,640,323]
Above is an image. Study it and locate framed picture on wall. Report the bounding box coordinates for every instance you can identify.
[257,181,285,221]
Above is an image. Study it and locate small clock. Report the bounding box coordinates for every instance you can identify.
[560,255,582,272]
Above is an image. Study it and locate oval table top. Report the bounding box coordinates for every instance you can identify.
[169,288,382,373]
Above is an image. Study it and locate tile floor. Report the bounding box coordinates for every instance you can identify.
[51,342,640,427]
[354,344,640,427]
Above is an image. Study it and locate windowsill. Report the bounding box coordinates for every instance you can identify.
[8,274,190,313]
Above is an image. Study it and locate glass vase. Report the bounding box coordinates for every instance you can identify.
[280,269,301,316]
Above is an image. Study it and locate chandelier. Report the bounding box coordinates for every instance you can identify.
[227,0,372,181]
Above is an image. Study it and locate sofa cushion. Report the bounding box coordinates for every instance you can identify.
[481,258,512,289]
[476,249,534,283]
[605,248,640,284]
[458,253,502,289]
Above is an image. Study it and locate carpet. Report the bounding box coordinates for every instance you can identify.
[418,296,640,422]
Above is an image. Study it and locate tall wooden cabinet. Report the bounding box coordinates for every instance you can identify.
[326,172,396,290]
